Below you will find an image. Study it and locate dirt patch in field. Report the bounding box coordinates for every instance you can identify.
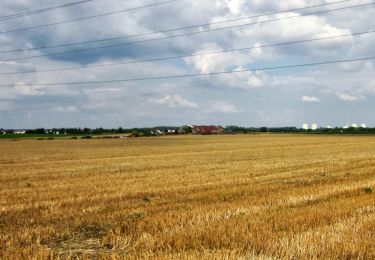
[46,226,113,257]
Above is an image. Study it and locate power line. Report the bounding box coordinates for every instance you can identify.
[1,30,374,76]
[0,0,178,34]
[0,0,357,54]
[1,56,374,87]
[0,0,95,22]
[0,1,372,62]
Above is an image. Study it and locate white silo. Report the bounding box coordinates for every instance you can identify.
[311,123,318,130]
[302,123,309,130]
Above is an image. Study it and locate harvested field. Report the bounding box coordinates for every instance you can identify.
[1,134,375,258]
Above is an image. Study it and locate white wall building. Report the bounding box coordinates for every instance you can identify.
[13,130,26,134]
[311,123,318,131]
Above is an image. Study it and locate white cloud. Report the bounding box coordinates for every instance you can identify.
[209,101,242,114]
[227,0,246,14]
[14,82,46,96]
[53,105,78,113]
[184,43,253,73]
[83,88,121,93]
[153,94,198,108]
[340,61,365,72]
[302,96,320,102]
[337,93,364,102]
[214,69,268,89]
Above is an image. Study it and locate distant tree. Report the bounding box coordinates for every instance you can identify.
[180,125,192,134]
[82,128,90,134]
[132,128,139,137]
[34,128,46,134]
[91,128,104,134]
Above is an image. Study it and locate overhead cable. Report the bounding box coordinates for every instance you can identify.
[1,55,374,87]
[0,0,95,22]
[0,0,179,34]
[1,30,374,76]
[0,0,359,53]
[0,1,373,62]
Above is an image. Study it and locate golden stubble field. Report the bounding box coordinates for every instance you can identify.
[1,134,375,259]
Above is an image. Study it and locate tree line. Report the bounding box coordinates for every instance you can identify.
[2,126,375,136]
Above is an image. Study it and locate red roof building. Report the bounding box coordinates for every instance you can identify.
[190,125,225,135]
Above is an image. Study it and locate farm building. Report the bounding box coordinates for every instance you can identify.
[189,125,225,135]
[13,130,26,134]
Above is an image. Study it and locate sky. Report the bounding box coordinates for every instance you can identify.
[0,0,375,129]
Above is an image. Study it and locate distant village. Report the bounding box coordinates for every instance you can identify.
[1,123,375,138]
[1,125,226,136]
[302,123,367,130]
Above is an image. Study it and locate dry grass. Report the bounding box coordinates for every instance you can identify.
[1,134,375,259]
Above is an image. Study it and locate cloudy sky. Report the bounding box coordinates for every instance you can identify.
[0,0,375,129]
